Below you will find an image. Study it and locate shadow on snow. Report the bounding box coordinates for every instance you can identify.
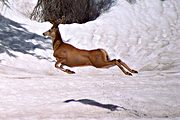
[0,14,52,61]
[64,99,126,111]
[64,99,148,117]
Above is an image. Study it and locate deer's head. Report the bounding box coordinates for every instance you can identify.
[43,16,65,39]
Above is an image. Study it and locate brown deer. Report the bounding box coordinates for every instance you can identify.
[43,17,138,75]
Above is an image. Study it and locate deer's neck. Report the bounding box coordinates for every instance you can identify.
[52,31,63,50]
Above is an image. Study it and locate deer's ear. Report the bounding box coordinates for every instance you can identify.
[47,16,65,27]
[61,16,65,24]
[56,16,65,24]
[48,19,56,24]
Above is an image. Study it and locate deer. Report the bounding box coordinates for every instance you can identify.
[43,16,138,75]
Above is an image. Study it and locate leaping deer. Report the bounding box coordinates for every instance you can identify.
[43,17,138,75]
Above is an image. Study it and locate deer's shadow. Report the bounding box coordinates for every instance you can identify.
[64,99,126,111]
[64,98,147,117]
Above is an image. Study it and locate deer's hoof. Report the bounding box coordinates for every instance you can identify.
[66,69,75,74]
[126,72,132,76]
[132,70,138,73]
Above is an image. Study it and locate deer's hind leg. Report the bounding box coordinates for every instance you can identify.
[117,59,138,73]
[89,49,116,68]
[90,49,132,75]
[92,58,132,76]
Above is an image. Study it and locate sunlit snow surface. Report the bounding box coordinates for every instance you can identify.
[0,0,180,120]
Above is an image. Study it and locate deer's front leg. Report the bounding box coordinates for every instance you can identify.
[55,61,75,74]
[59,65,75,74]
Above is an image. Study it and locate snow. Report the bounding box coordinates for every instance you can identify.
[0,0,180,120]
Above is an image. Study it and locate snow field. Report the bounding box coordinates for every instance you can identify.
[0,0,180,120]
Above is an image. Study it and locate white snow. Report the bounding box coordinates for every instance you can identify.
[0,0,180,120]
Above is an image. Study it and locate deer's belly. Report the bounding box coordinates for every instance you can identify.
[64,55,92,67]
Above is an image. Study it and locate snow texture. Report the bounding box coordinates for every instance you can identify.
[0,0,180,120]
